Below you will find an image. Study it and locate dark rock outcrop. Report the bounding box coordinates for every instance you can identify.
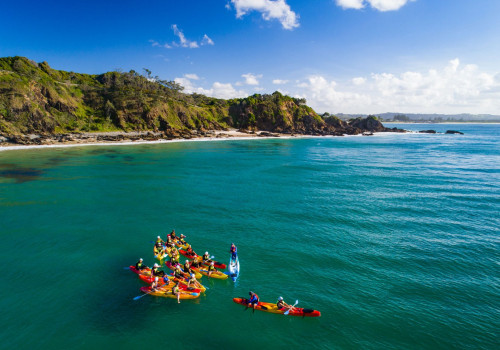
[419,130,437,133]
[445,130,464,135]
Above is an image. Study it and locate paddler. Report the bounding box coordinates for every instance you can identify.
[165,235,173,247]
[174,265,184,279]
[172,281,181,304]
[183,260,193,275]
[230,243,238,262]
[186,244,195,257]
[155,235,164,245]
[162,274,172,286]
[276,296,294,313]
[206,261,216,279]
[169,229,177,240]
[202,251,212,264]
[151,263,165,277]
[178,234,187,245]
[151,276,160,291]
[135,258,148,271]
[187,273,197,289]
[248,291,259,309]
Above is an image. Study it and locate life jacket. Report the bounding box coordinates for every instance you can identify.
[230,246,236,253]
[277,300,285,309]
[249,293,259,303]
[203,255,210,262]
[172,285,180,294]
[207,265,216,272]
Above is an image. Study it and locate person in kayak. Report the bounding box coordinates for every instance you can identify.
[206,261,216,279]
[151,263,165,277]
[230,243,237,262]
[172,281,181,303]
[165,235,173,247]
[276,296,294,312]
[169,229,177,240]
[135,258,148,271]
[174,265,184,279]
[183,260,193,275]
[187,273,197,289]
[191,257,202,268]
[162,274,171,286]
[248,291,259,309]
[202,251,212,264]
[151,276,160,291]
[155,236,164,245]
[178,234,187,245]
[171,248,180,264]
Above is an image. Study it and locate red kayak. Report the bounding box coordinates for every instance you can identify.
[179,249,226,269]
[129,265,151,275]
[233,298,321,317]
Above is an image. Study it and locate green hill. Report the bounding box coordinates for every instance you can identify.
[0,56,389,139]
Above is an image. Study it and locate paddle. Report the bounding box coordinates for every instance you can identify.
[284,300,299,315]
[133,289,155,300]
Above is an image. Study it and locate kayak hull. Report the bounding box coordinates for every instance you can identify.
[165,261,203,280]
[232,298,321,317]
[192,266,228,280]
[136,274,202,293]
[179,249,226,269]
[140,286,200,299]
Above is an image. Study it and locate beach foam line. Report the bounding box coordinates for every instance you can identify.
[0,131,409,152]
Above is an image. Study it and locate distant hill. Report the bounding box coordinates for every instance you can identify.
[0,56,393,139]
[336,112,500,122]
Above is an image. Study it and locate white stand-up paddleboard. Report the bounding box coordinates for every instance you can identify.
[228,256,239,282]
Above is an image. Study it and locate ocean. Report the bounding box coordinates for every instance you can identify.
[0,123,498,349]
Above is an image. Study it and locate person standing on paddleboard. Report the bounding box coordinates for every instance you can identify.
[230,243,237,262]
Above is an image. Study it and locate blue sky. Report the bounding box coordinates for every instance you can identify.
[1,0,500,114]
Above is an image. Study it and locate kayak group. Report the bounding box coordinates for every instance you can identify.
[129,230,320,316]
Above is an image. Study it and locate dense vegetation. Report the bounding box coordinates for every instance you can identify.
[0,57,385,137]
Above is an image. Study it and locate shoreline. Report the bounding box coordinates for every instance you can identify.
[0,130,313,152]
[0,129,402,152]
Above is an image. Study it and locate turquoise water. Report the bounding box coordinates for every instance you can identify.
[0,124,498,349]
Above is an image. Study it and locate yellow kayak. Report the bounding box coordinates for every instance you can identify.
[192,266,228,280]
[140,286,200,299]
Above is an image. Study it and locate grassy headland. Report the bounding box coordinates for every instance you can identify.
[0,57,399,145]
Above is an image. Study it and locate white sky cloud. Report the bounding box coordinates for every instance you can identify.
[201,34,214,46]
[242,73,262,85]
[336,0,414,11]
[336,0,364,10]
[294,58,500,114]
[184,74,200,80]
[149,39,171,49]
[152,26,213,49]
[231,0,299,30]
[173,59,500,114]
[172,24,199,48]
[174,74,248,99]
[272,79,289,84]
[352,77,366,85]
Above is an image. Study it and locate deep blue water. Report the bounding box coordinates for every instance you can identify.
[0,124,498,349]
